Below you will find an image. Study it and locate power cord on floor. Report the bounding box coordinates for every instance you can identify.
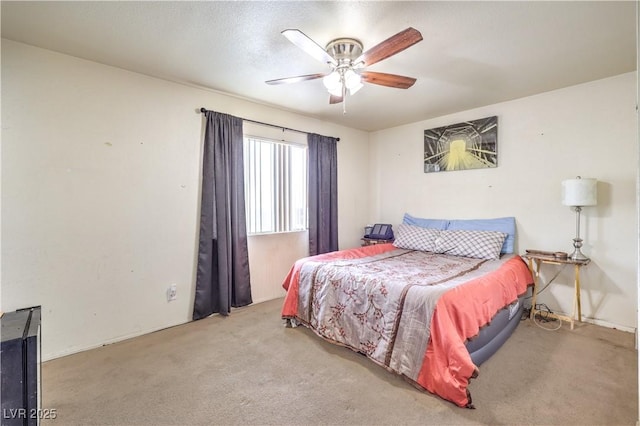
[522,303,562,331]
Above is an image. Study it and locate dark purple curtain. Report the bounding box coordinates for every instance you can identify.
[193,110,252,320]
[308,133,338,255]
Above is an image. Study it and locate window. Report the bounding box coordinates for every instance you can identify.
[243,136,307,234]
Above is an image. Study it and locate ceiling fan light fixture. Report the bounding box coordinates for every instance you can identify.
[327,85,343,97]
[349,81,363,95]
[344,69,361,90]
[323,71,341,91]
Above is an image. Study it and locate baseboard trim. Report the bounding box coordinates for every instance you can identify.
[45,299,632,362]
[548,311,635,333]
[42,319,190,362]
[42,298,285,362]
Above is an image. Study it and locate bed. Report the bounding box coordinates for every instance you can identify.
[280,217,533,408]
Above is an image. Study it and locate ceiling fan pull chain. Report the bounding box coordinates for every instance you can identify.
[342,84,347,115]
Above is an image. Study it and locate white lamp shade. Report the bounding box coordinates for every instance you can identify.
[562,177,597,207]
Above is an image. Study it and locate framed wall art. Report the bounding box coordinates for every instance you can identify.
[424,116,498,173]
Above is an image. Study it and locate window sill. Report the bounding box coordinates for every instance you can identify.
[248,229,308,237]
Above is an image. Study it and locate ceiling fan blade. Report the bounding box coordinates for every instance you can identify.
[361,71,417,89]
[329,94,343,104]
[282,29,338,66]
[266,73,327,85]
[355,27,423,67]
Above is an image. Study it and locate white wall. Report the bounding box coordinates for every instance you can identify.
[370,72,638,331]
[1,40,370,360]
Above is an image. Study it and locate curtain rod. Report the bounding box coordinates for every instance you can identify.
[199,108,340,141]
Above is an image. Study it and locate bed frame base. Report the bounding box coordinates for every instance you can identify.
[466,297,524,366]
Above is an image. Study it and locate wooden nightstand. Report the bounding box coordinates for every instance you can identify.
[522,251,590,330]
[361,237,394,246]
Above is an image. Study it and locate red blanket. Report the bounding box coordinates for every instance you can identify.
[281,244,532,407]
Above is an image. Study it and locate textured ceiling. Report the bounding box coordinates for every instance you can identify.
[1,1,636,132]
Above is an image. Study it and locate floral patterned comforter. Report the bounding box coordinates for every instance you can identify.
[281,244,533,407]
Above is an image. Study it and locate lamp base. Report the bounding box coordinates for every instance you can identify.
[569,237,590,261]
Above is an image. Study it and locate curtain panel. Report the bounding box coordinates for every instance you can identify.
[307,133,338,255]
[193,110,252,320]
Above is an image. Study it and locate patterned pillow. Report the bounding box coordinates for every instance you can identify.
[434,229,507,260]
[393,223,440,252]
[447,217,516,254]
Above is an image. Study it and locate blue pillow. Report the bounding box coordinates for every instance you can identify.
[446,217,516,254]
[402,213,449,230]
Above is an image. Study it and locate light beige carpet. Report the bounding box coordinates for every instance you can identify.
[41,298,637,425]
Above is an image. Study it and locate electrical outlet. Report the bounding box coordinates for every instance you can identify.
[167,284,177,302]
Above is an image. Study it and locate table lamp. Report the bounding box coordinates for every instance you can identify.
[561,176,597,261]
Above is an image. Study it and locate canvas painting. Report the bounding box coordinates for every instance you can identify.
[424,116,498,173]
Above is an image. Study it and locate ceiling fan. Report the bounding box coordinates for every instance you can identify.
[266,27,423,112]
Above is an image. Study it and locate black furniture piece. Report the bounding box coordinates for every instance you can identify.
[1,306,41,426]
